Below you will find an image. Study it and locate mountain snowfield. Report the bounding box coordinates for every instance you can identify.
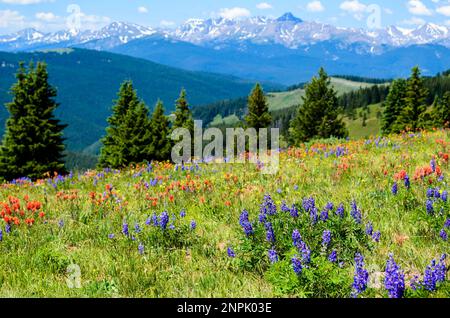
[1,12,450,53]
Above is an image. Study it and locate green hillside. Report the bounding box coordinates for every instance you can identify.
[0,49,273,151]
[267,77,377,111]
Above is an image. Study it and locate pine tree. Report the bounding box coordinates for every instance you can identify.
[0,62,66,181]
[245,83,272,129]
[393,66,429,132]
[381,79,407,134]
[173,89,194,133]
[433,92,450,128]
[148,100,172,161]
[289,68,348,145]
[98,81,152,168]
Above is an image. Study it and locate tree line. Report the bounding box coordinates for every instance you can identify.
[0,62,449,181]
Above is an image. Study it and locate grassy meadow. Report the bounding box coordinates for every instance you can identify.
[0,129,449,298]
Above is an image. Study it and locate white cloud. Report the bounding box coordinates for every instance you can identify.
[401,16,426,25]
[436,5,450,16]
[35,11,57,22]
[138,6,148,14]
[256,2,272,10]
[219,7,251,19]
[78,13,111,30]
[407,0,432,16]
[307,1,325,12]
[384,8,393,15]
[0,0,52,4]
[339,0,366,13]
[0,9,24,28]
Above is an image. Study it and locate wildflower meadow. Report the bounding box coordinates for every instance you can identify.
[0,129,448,298]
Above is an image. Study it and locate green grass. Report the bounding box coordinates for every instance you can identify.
[267,77,377,111]
[344,104,383,139]
[0,130,449,297]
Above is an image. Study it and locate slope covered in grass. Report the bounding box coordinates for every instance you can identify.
[0,130,449,297]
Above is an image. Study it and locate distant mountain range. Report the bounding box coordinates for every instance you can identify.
[1,13,450,84]
[0,49,268,151]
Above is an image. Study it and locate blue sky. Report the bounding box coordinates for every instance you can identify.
[1,0,450,34]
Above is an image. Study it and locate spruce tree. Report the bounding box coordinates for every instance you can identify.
[149,100,172,161]
[393,66,429,132]
[381,79,407,134]
[0,62,66,181]
[289,68,348,145]
[434,92,450,128]
[173,89,194,133]
[98,81,152,168]
[245,83,272,129]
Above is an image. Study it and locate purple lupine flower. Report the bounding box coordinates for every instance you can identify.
[145,217,151,226]
[322,230,332,248]
[239,210,254,236]
[281,201,290,213]
[436,254,447,283]
[151,213,159,226]
[292,229,302,247]
[372,231,381,243]
[351,253,369,298]
[5,224,11,234]
[404,175,411,189]
[58,219,64,228]
[440,229,448,241]
[365,222,374,236]
[431,158,436,173]
[444,218,450,228]
[392,182,398,195]
[290,204,299,218]
[423,260,438,291]
[180,210,186,218]
[265,222,275,243]
[336,203,345,218]
[260,194,277,216]
[190,220,197,231]
[427,188,435,198]
[122,223,129,236]
[320,209,329,222]
[134,223,142,233]
[138,243,144,255]
[325,202,334,211]
[434,188,441,199]
[385,254,405,298]
[310,207,318,225]
[426,200,434,215]
[351,201,362,224]
[108,233,115,239]
[268,248,279,264]
[0,229,3,242]
[442,191,448,203]
[328,250,338,263]
[410,275,420,291]
[292,256,303,275]
[294,185,299,191]
[169,224,176,230]
[159,211,169,230]
[299,241,311,264]
[227,247,236,258]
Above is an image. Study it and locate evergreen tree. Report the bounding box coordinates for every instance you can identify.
[393,67,429,132]
[245,83,272,129]
[0,62,66,181]
[149,100,172,161]
[173,89,194,133]
[289,68,348,144]
[433,92,450,128]
[381,79,407,134]
[98,81,152,168]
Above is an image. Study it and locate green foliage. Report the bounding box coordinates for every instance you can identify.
[382,79,407,134]
[0,62,66,181]
[245,84,272,129]
[173,89,194,133]
[393,66,429,132]
[148,100,172,162]
[290,68,348,144]
[98,81,153,168]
